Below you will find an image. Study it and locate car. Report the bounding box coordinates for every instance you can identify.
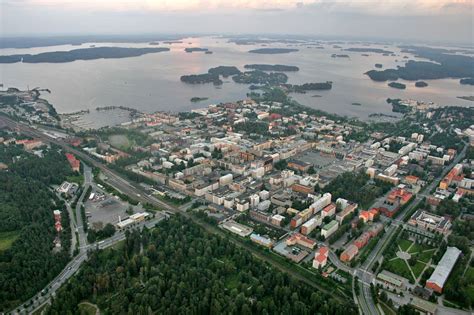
[67,266,72,270]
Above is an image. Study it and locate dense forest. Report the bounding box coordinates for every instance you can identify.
[0,47,170,64]
[46,216,355,314]
[365,46,474,81]
[0,142,73,311]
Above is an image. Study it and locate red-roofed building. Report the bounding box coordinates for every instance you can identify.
[387,188,413,206]
[313,246,329,269]
[286,233,316,249]
[65,153,80,172]
[16,139,43,150]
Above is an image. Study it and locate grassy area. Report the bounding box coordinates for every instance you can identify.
[379,301,396,315]
[108,134,131,150]
[411,261,426,278]
[397,239,412,252]
[78,302,99,315]
[408,243,424,254]
[418,249,436,263]
[67,174,84,185]
[385,258,414,281]
[0,231,20,252]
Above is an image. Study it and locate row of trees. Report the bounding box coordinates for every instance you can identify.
[46,216,356,314]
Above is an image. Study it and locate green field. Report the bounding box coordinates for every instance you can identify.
[418,249,436,263]
[0,231,20,252]
[398,239,413,252]
[108,134,131,150]
[411,261,427,278]
[385,258,414,281]
[78,302,99,315]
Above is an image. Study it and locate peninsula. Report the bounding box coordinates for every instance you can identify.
[0,47,170,64]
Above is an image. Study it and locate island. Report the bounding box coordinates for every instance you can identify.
[415,81,428,87]
[375,64,383,68]
[388,82,406,89]
[232,70,288,85]
[190,97,209,103]
[283,82,333,93]
[184,47,209,53]
[460,78,474,85]
[0,47,170,64]
[345,48,394,54]
[331,54,350,58]
[248,48,299,54]
[180,73,222,85]
[208,66,241,77]
[365,46,474,81]
[244,64,299,72]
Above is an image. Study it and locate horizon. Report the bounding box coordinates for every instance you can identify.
[1,0,473,45]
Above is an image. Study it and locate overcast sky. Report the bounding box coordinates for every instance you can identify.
[1,0,473,44]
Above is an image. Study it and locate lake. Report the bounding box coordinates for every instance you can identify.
[0,36,472,126]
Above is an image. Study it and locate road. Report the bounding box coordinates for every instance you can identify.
[354,142,469,315]
[2,116,350,314]
[18,214,167,315]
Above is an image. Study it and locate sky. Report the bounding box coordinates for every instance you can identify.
[1,0,473,44]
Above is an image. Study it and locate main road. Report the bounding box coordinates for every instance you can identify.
[355,142,468,315]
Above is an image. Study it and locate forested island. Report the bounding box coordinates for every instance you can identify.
[244,64,300,72]
[184,47,209,53]
[233,70,288,85]
[460,78,474,85]
[415,81,428,87]
[388,82,406,89]
[180,73,222,85]
[190,97,209,102]
[0,47,170,63]
[331,54,349,58]
[208,66,241,77]
[181,66,242,85]
[45,216,354,314]
[248,48,299,54]
[345,48,394,54]
[283,82,333,93]
[365,46,474,81]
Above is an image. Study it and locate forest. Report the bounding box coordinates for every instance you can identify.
[365,46,474,81]
[46,216,355,315]
[0,143,73,311]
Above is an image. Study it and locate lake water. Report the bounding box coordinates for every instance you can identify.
[0,36,472,125]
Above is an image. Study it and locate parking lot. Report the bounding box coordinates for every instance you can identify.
[85,186,145,229]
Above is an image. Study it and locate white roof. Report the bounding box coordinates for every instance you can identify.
[427,247,462,288]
